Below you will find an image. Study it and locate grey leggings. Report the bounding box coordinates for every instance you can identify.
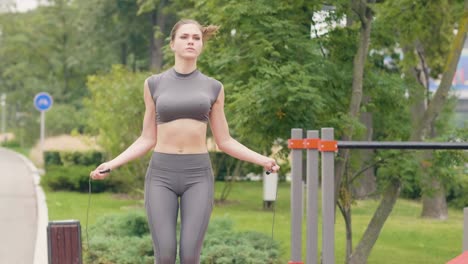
[144,152,214,264]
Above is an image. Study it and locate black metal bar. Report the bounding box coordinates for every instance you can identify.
[337,141,468,150]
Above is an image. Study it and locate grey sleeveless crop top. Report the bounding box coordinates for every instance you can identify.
[147,68,222,124]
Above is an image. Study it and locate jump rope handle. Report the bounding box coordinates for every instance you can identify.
[99,168,111,174]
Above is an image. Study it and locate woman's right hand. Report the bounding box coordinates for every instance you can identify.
[89,162,112,180]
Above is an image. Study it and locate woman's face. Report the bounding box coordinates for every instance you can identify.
[171,23,203,60]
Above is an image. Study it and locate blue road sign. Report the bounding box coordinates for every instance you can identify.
[34,92,53,111]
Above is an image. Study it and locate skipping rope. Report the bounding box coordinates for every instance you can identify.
[86,176,91,252]
[86,168,110,252]
[86,169,278,250]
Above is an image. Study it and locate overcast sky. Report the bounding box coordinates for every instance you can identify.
[16,0,38,12]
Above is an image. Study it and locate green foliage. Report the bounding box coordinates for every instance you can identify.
[89,211,150,238]
[375,150,421,195]
[43,151,62,167]
[76,0,155,72]
[174,0,326,155]
[447,172,468,209]
[60,151,105,166]
[84,65,151,191]
[41,165,119,192]
[44,151,105,168]
[436,127,468,208]
[45,104,88,135]
[366,70,412,141]
[201,218,280,264]
[375,0,456,77]
[0,139,20,148]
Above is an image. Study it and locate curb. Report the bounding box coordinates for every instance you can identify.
[14,151,49,264]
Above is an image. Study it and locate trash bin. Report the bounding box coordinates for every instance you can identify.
[47,220,82,264]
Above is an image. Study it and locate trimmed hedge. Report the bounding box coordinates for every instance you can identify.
[84,212,280,264]
[41,165,120,193]
[44,151,105,168]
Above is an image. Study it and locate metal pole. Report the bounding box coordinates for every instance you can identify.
[290,128,303,263]
[306,130,319,264]
[40,110,45,154]
[321,128,335,264]
[1,93,6,142]
[337,141,468,149]
[464,208,468,251]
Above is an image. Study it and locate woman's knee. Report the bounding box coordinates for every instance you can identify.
[156,255,176,264]
[180,256,199,264]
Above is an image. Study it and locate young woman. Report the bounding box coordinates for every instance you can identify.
[90,19,280,264]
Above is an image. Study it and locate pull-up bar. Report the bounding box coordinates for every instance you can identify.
[287,128,468,264]
[338,141,468,150]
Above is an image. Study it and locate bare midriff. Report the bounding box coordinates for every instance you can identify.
[153,118,208,154]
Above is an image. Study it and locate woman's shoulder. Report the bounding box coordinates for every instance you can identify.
[147,69,172,82]
[146,69,174,93]
[145,69,172,96]
[197,72,223,100]
[198,71,223,88]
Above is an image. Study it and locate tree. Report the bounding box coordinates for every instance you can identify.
[76,0,154,72]
[378,0,466,220]
[347,0,466,262]
[0,2,88,144]
[84,65,151,191]
[178,0,326,156]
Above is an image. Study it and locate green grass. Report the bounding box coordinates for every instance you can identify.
[45,181,464,264]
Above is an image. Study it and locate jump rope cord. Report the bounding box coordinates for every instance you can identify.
[86,177,91,252]
[271,180,278,240]
[86,170,278,250]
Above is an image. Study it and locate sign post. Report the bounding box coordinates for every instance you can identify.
[1,93,6,142]
[34,92,53,154]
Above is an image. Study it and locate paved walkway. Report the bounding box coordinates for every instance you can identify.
[0,147,48,264]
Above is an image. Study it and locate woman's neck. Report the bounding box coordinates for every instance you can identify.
[173,58,197,74]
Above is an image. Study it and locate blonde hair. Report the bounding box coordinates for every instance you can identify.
[170,19,219,42]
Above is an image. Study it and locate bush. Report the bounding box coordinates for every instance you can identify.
[201,218,281,264]
[84,212,280,264]
[0,139,20,148]
[447,172,468,209]
[45,104,87,136]
[85,211,154,264]
[41,165,119,192]
[44,152,62,167]
[44,151,105,168]
[84,65,150,192]
[60,151,104,166]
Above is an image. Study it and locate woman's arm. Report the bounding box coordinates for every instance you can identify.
[209,86,279,173]
[90,79,157,179]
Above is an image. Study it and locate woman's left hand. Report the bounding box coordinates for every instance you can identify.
[263,158,280,174]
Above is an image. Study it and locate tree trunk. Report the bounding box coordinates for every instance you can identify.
[335,0,374,206]
[352,97,376,199]
[121,42,127,66]
[421,162,448,219]
[337,1,374,262]
[339,202,353,263]
[149,0,167,72]
[417,2,467,218]
[411,5,468,140]
[348,179,401,264]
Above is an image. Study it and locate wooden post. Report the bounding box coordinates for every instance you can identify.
[47,220,82,264]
